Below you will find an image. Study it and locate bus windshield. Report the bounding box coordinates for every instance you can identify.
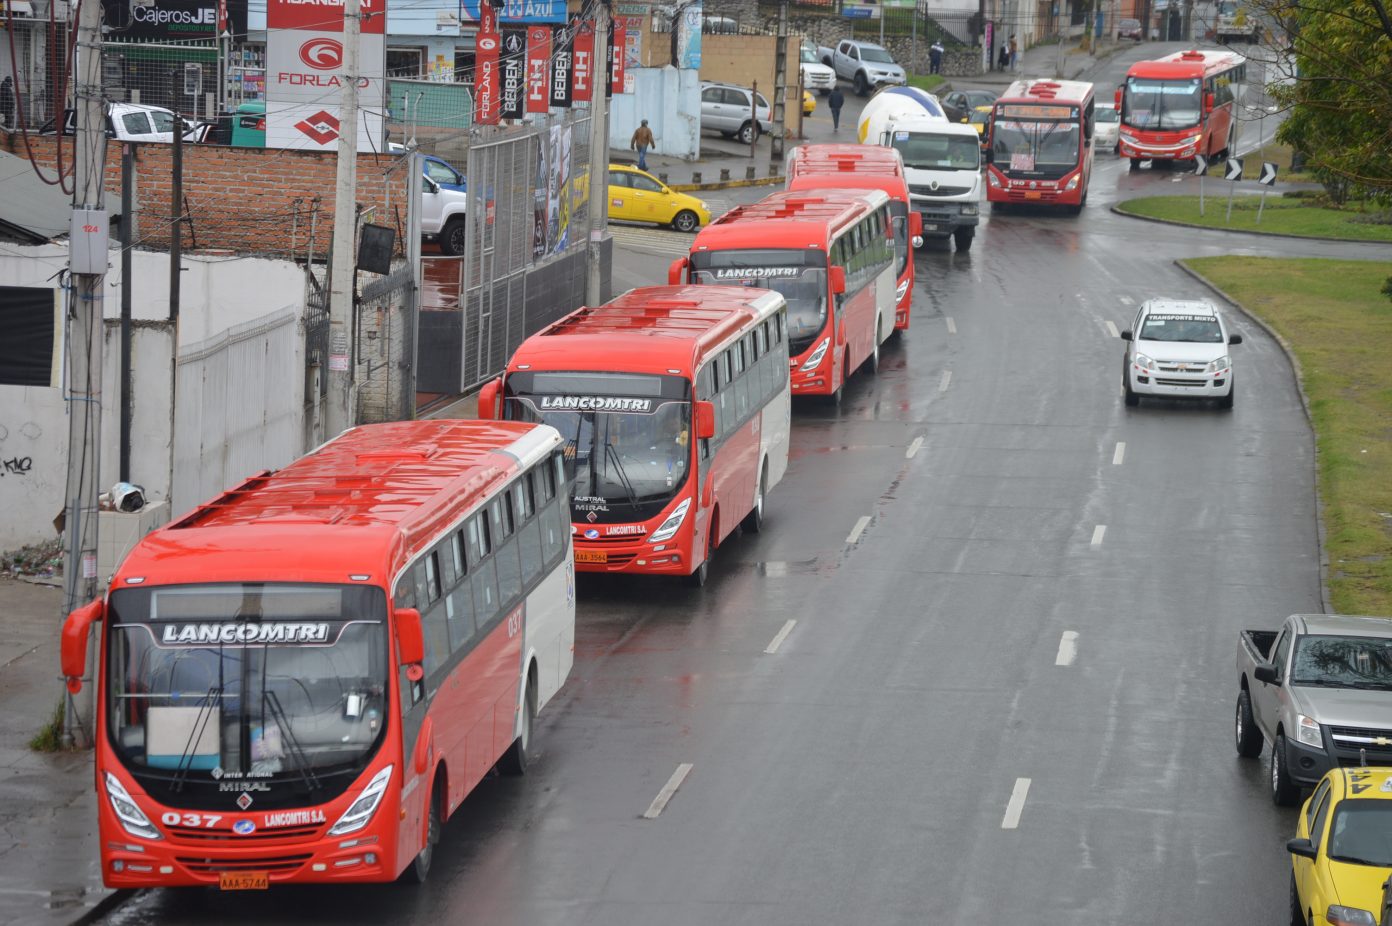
[689,248,828,355]
[106,583,389,805]
[1124,77,1203,130]
[503,372,692,523]
[992,118,1081,175]
[890,132,980,171]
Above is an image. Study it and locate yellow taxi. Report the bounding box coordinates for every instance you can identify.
[803,90,816,116]
[1288,766,1392,926]
[968,104,992,153]
[607,164,711,233]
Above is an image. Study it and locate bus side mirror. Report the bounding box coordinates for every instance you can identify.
[983,147,993,165]
[668,256,688,286]
[395,607,425,672]
[61,599,105,694]
[1114,87,1123,108]
[1204,91,1214,112]
[476,377,501,420]
[693,401,716,440]
[829,266,846,295]
[909,213,922,238]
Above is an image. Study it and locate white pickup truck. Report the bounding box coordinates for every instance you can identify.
[819,40,907,96]
[421,178,468,256]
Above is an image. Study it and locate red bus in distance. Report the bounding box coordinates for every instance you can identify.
[62,420,576,888]
[1116,49,1247,170]
[784,143,923,331]
[669,188,897,400]
[986,78,1096,213]
[477,285,791,587]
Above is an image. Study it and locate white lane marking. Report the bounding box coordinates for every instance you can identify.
[906,436,924,459]
[1001,778,1032,829]
[1055,631,1079,666]
[939,370,952,392]
[762,561,788,578]
[946,316,957,334]
[765,619,797,655]
[643,763,694,819]
[1104,320,1119,338]
[1091,525,1107,546]
[1112,442,1126,465]
[1119,296,1135,306]
[847,515,872,545]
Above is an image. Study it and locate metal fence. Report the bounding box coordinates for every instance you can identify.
[101,39,223,124]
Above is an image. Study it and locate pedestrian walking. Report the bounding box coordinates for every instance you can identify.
[0,77,15,130]
[630,119,655,171]
[828,86,844,132]
[997,42,1009,71]
[929,40,944,75]
[1009,35,1019,72]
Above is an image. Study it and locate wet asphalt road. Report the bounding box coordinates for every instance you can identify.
[103,52,1392,926]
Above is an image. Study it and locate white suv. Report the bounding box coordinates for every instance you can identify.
[1121,299,1243,408]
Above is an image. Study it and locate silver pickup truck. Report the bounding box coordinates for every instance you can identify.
[1236,614,1392,806]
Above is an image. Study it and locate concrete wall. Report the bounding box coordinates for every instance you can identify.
[610,67,702,161]
[0,244,307,550]
[697,33,801,98]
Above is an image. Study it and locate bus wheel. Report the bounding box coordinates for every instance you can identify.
[689,522,715,587]
[865,328,881,375]
[400,779,442,884]
[1128,158,1141,172]
[500,672,536,776]
[743,463,767,534]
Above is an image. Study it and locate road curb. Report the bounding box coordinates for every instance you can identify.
[66,888,140,926]
[669,175,786,193]
[1173,259,1334,616]
[1110,201,1391,245]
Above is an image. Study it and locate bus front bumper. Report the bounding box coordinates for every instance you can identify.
[1118,136,1201,160]
[101,831,396,887]
[572,540,690,575]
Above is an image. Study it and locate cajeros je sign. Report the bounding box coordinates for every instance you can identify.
[102,0,248,40]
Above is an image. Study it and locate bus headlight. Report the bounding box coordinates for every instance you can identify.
[895,280,908,302]
[1064,173,1081,191]
[800,338,830,372]
[1205,355,1230,374]
[648,498,692,544]
[105,773,161,841]
[328,765,394,836]
[987,171,1002,189]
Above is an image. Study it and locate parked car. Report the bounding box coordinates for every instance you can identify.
[802,90,816,116]
[421,176,468,256]
[1120,298,1242,408]
[1117,17,1144,40]
[200,101,266,147]
[423,155,467,193]
[799,41,836,96]
[1094,102,1120,152]
[824,40,907,96]
[1287,766,1392,926]
[941,89,998,124]
[607,164,710,233]
[41,102,200,144]
[967,104,992,153]
[1236,614,1392,806]
[699,81,772,144]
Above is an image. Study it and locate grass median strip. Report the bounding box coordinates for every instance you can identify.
[1119,195,1392,242]
[1183,256,1392,614]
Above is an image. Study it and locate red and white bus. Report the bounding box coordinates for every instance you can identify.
[1116,49,1247,170]
[784,143,923,331]
[668,188,897,400]
[986,79,1096,214]
[477,285,790,587]
[61,420,575,888]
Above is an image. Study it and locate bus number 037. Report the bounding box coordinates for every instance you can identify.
[161,812,223,828]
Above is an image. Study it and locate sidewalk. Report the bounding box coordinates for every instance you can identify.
[0,577,113,926]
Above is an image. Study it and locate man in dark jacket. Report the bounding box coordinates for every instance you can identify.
[828,86,845,132]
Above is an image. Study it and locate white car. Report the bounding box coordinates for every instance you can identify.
[799,42,836,95]
[1121,299,1243,408]
[1094,102,1120,152]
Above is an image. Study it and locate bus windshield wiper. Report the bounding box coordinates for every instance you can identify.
[265,689,322,793]
[170,685,222,793]
[604,442,640,508]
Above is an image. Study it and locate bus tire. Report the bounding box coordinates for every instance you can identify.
[953,228,974,251]
[400,774,443,884]
[499,670,536,776]
[1128,158,1141,172]
[865,327,880,375]
[743,462,767,534]
[689,520,715,587]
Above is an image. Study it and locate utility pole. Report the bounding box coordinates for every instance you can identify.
[119,145,134,482]
[585,1,610,306]
[62,0,108,747]
[1182,0,1194,43]
[326,0,362,436]
[770,0,787,170]
[168,71,184,502]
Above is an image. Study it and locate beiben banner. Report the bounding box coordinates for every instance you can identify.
[266,0,386,152]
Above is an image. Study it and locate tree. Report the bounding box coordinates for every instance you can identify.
[1258,1,1392,194]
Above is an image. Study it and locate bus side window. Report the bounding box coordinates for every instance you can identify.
[470,542,500,629]
[446,572,477,653]
[697,364,715,460]
[394,577,416,611]
[413,560,431,607]
[733,338,749,421]
[540,483,566,566]
[492,498,523,606]
[424,551,442,604]
[451,530,466,579]
[516,475,544,586]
